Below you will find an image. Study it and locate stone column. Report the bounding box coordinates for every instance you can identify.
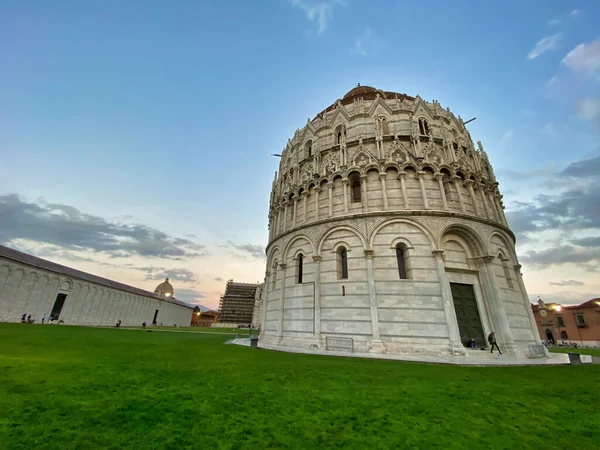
[399,171,409,209]
[301,192,307,224]
[514,264,541,341]
[364,250,385,352]
[453,176,466,213]
[432,251,464,354]
[480,256,515,351]
[465,180,480,216]
[342,179,349,214]
[495,195,509,227]
[327,182,334,217]
[485,191,499,222]
[416,171,429,209]
[379,173,389,210]
[314,187,321,221]
[292,197,298,228]
[479,185,492,219]
[361,175,369,213]
[260,270,270,339]
[434,172,448,210]
[277,263,287,341]
[312,256,322,345]
[283,201,288,232]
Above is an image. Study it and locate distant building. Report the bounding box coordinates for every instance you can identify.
[191,306,218,327]
[531,298,600,347]
[218,280,260,325]
[0,244,193,326]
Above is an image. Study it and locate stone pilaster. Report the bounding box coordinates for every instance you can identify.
[314,186,321,221]
[432,250,464,354]
[312,255,322,345]
[277,263,287,341]
[514,264,540,342]
[464,179,480,217]
[327,182,334,217]
[364,250,385,352]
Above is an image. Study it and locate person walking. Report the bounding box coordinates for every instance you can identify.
[488,331,502,355]
[41,314,46,324]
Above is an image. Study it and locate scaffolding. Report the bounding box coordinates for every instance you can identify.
[218,280,258,324]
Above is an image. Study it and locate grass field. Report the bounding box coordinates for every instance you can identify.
[1,324,598,449]
[119,325,250,334]
[549,347,600,357]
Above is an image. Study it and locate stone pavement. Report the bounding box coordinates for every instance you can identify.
[229,338,598,366]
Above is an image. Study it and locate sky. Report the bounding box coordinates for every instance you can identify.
[1,0,599,309]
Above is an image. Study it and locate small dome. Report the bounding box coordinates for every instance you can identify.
[154,277,174,298]
[343,85,378,99]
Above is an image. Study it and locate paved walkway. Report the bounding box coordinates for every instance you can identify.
[229,338,596,366]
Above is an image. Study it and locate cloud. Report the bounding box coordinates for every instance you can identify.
[521,244,600,267]
[562,40,600,75]
[352,26,379,56]
[541,122,558,136]
[291,0,346,36]
[227,240,265,259]
[561,155,600,178]
[527,33,562,59]
[575,97,600,125]
[548,18,561,26]
[214,277,224,282]
[549,280,585,287]
[139,267,199,283]
[571,9,581,17]
[0,194,208,260]
[499,129,513,144]
[173,288,209,306]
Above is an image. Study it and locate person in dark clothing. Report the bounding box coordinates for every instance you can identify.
[21,313,27,323]
[488,331,502,355]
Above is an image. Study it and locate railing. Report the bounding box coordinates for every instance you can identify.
[326,336,354,353]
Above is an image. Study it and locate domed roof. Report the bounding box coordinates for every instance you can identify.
[343,85,378,99]
[154,277,174,298]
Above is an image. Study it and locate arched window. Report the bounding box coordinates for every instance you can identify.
[560,330,568,340]
[349,173,361,203]
[337,247,348,280]
[337,131,342,144]
[297,254,304,284]
[308,145,312,158]
[418,118,429,136]
[305,141,312,159]
[396,245,407,279]
[500,256,514,289]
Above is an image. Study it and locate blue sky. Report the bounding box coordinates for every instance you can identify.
[1,0,599,309]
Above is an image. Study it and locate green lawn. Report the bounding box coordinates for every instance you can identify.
[119,325,250,334]
[549,347,600,357]
[0,324,598,449]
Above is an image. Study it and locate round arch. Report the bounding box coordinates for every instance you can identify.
[283,234,316,262]
[440,224,486,258]
[488,230,518,262]
[317,224,367,255]
[368,218,436,250]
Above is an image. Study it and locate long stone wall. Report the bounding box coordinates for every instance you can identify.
[0,257,193,327]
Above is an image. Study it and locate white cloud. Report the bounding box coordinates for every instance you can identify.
[548,18,561,26]
[500,129,514,144]
[571,9,581,17]
[576,98,600,121]
[351,26,380,56]
[561,40,600,75]
[527,33,562,60]
[291,0,346,36]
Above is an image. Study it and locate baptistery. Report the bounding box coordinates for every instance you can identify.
[259,85,539,357]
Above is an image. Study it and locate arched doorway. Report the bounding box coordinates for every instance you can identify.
[545,329,555,344]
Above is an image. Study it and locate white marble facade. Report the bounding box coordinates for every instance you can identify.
[0,246,193,327]
[259,86,540,358]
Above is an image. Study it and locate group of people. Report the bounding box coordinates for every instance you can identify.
[20,313,63,325]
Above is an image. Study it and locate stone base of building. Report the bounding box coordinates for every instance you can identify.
[259,332,545,361]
